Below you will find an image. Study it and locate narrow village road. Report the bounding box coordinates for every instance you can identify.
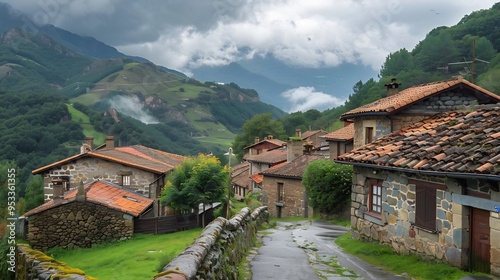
[250,220,406,280]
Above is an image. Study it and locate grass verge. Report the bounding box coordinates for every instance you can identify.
[335,233,491,280]
[47,229,201,280]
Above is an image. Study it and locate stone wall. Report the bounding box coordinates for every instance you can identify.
[42,157,158,201]
[15,244,95,280]
[350,166,500,275]
[27,201,134,251]
[153,206,269,280]
[261,176,312,218]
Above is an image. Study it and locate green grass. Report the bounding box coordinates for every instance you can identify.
[66,104,106,144]
[70,93,102,106]
[335,233,491,280]
[47,229,202,280]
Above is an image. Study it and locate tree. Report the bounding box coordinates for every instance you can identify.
[160,154,228,227]
[302,160,352,215]
[379,48,414,78]
[23,175,44,213]
[232,113,287,160]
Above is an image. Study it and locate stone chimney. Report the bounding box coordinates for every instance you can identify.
[80,136,94,153]
[384,78,401,96]
[105,135,115,149]
[51,178,66,199]
[75,181,86,202]
[295,128,302,138]
[267,135,273,140]
[254,136,260,144]
[287,139,304,162]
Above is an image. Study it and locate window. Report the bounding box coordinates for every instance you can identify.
[411,180,444,232]
[365,127,373,144]
[122,175,131,186]
[369,179,383,214]
[277,182,284,202]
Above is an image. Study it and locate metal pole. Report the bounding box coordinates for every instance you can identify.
[226,147,232,219]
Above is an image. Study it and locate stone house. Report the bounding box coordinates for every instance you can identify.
[340,77,500,150]
[336,105,500,275]
[243,135,285,156]
[321,123,354,159]
[244,147,287,191]
[231,162,251,201]
[32,136,185,216]
[22,180,154,251]
[300,129,328,149]
[260,150,324,218]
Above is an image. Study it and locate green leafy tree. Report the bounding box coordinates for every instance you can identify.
[23,175,44,213]
[160,154,228,227]
[232,113,287,160]
[379,48,414,78]
[302,160,352,215]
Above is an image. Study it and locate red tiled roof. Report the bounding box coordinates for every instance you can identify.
[322,123,354,141]
[24,181,154,217]
[340,78,500,120]
[33,145,186,174]
[261,154,324,178]
[250,174,263,184]
[244,139,286,150]
[301,130,326,139]
[337,105,500,176]
[244,148,287,164]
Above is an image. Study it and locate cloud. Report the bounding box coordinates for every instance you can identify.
[281,87,344,113]
[3,0,498,72]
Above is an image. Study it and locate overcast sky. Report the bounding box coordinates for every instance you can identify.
[3,0,498,112]
[5,0,497,72]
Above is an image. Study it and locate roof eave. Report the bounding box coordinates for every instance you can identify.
[334,160,500,181]
[340,111,389,121]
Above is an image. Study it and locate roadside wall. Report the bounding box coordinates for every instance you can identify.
[15,244,95,280]
[153,206,269,280]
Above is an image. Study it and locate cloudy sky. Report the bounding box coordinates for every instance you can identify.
[3,0,498,111]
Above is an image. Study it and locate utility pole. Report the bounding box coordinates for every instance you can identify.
[225,147,234,219]
[447,39,489,83]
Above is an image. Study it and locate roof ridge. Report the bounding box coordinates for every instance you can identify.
[112,146,175,169]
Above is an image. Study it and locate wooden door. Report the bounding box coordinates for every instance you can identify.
[471,208,490,273]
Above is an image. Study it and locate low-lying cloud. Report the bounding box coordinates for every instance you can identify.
[108,95,159,124]
[281,86,344,113]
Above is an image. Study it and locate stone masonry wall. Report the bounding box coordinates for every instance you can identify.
[43,157,157,201]
[153,206,269,280]
[15,244,95,280]
[262,176,312,218]
[350,166,500,275]
[28,201,134,251]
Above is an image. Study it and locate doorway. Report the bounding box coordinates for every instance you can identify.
[470,208,490,273]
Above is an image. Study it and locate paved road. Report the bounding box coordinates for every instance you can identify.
[250,220,406,280]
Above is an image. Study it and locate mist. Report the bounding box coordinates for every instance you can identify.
[108,95,160,124]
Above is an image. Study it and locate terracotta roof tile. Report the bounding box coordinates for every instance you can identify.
[301,130,327,139]
[244,148,287,164]
[338,105,500,176]
[24,181,153,217]
[261,154,324,178]
[231,162,250,188]
[250,174,263,184]
[33,145,185,175]
[322,123,354,141]
[341,78,500,119]
[244,138,286,150]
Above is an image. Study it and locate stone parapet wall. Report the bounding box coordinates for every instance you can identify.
[153,206,269,280]
[15,244,95,280]
[27,201,134,251]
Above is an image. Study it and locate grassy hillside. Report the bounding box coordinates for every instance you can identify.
[66,104,106,145]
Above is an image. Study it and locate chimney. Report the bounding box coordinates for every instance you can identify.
[80,136,94,153]
[267,135,273,140]
[295,128,302,138]
[384,78,401,96]
[51,178,66,199]
[105,135,115,149]
[75,181,86,202]
[287,139,304,162]
[254,136,260,144]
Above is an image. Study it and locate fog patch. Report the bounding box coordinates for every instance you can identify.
[108,95,159,124]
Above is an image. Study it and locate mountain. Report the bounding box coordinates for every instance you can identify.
[192,55,377,109]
